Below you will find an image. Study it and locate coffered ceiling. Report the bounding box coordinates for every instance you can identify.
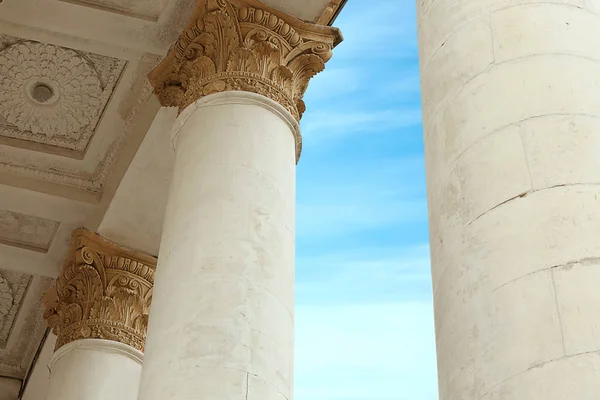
[0,0,342,393]
[0,0,193,388]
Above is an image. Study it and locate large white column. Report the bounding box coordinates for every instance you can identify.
[139,1,340,398]
[139,91,297,400]
[46,340,142,400]
[419,1,600,399]
[43,229,156,400]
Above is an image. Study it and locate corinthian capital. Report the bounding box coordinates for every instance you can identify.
[43,229,156,352]
[148,0,342,121]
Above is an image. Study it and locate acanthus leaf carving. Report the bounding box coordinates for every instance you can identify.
[43,229,156,352]
[149,0,342,129]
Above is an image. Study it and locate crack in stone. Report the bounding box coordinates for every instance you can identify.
[489,13,496,64]
[494,257,600,293]
[517,123,535,188]
[467,183,600,227]
[493,269,540,292]
[551,257,600,270]
[467,191,529,227]
[475,349,600,400]
[550,268,567,356]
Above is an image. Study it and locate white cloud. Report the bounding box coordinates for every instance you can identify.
[292,1,435,399]
[333,0,418,60]
[296,244,432,304]
[297,156,427,240]
[297,199,425,239]
[301,108,423,141]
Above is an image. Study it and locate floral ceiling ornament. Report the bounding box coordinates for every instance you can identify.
[148,0,342,126]
[43,229,157,352]
[0,42,103,138]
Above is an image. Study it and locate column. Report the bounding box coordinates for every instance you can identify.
[42,229,156,400]
[138,1,340,399]
[0,378,20,400]
[418,1,600,399]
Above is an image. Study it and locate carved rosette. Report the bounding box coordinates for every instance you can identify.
[149,0,341,123]
[0,41,104,137]
[43,229,156,352]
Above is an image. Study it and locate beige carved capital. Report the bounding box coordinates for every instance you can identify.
[43,229,156,352]
[148,0,342,121]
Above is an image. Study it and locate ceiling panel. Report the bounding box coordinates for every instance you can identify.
[0,210,59,253]
[0,271,51,379]
[0,35,127,159]
[57,0,171,21]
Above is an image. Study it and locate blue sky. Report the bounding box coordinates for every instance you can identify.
[294,0,438,399]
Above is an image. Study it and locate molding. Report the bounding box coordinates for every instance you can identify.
[149,0,341,126]
[56,0,167,22]
[48,338,144,370]
[172,90,300,156]
[0,275,52,379]
[0,32,160,196]
[0,81,154,195]
[0,35,126,156]
[43,229,157,352]
[0,210,60,253]
[0,272,31,348]
[316,0,348,26]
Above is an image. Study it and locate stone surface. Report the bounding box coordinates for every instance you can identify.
[0,377,20,400]
[521,115,600,189]
[447,125,531,224]
[0,1,342,399]
[98,107,176,256]
[0,210,59,252]
[149,0,341,127]
[21,335,56,400]
[0,271,31,348]
[0,29,162,197]
[139,91,297,400]
[57,0,171,21]
[419,1,600,399]
[261,0,338,22]
[0,35,125,156]
[43,229,156,353]
[46,339,143,400]
[491,4,600,64]
[0,272,52,379]
[553,259,600,356]
[482,351,600,400]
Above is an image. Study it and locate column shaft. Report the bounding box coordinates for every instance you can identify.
[46,340,142,400]
[139,91,296,400]
[141,1,339,397]
[419,1,600,399]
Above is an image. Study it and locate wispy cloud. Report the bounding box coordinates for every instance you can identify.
[294,0,436,398]
[297,244,432,305]
[297,155,427,240]
[302,108,422,139]
[297,198,425,240]
[333,0,419,61]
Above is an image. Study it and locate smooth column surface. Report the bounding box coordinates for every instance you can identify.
[0,377,20,400]
[46,340,143,400]
[419,1,600,399]
[139,91,297,400]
